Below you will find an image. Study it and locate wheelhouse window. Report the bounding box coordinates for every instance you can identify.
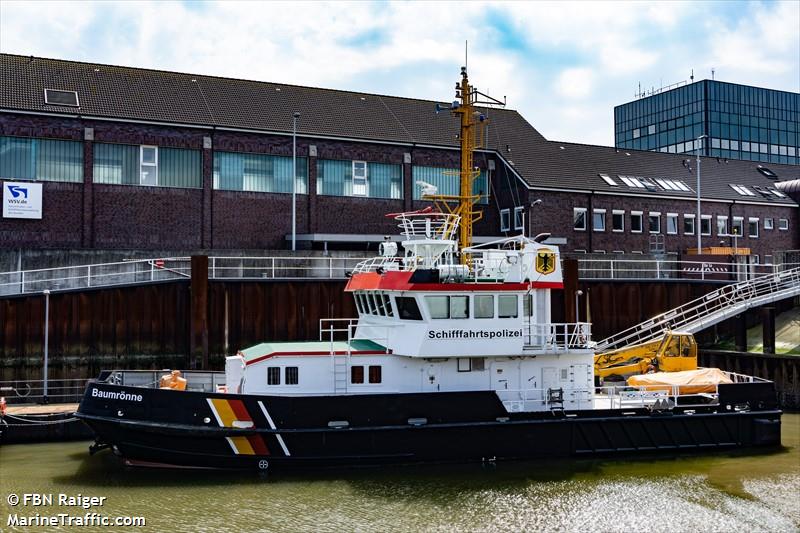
[350,366,364,384]
[267,367,281,385]
[457,358,471,372]
[573,208,587,231]
[425,295,469,319]
[498,295,518,318]
[395,296,422,320]
[285,367,299,385]
[631,211,643,233]
[474,295,494,318]
[368,365,382,384]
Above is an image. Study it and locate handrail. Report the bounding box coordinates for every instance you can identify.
[3,255,799,296]
[595,266,800,352]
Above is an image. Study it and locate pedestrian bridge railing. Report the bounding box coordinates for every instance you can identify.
[1,256,799,296]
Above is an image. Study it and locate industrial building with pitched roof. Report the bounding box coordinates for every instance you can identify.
[1,53,797,263]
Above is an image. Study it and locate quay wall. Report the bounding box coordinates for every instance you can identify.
[1,278,797,408]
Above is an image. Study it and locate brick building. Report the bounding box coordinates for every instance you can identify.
[1,54,798,262]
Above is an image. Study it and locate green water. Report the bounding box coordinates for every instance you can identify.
[2,414,799,532]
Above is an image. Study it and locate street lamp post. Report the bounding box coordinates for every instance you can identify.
[695,134,707,253]
[43,289,50,404]
[292,112,301,252]
[528,199,542,239]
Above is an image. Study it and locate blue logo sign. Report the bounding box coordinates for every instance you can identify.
[8,186,28,199]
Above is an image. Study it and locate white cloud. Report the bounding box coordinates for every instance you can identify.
[0,0,797,147]
[556,68,595,99]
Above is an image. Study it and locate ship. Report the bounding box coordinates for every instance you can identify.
[75,68,781,472]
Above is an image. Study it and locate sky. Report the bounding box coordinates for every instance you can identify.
[1,0,798,147]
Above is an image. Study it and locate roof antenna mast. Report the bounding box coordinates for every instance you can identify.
[428,55,506,264]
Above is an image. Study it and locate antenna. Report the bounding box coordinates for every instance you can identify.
[690,68,694,82]
[465,40,468,72]
[712,68,715,80]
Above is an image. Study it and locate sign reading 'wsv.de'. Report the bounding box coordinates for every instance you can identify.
[2,181,43,219]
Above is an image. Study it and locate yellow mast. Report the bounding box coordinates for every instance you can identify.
[427,67,503,264]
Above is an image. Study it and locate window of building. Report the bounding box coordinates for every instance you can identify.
[140,146,158,186]
[683,214,695,235]
[701,215,712,236]
[717,216,729,236]
[749,217,759,238]
[752,254,760,264]
[352,161,368,196]
[498,295,518,318]
[285,367,299,385]
[593,209,606,232]
[631,211,643,233]
[0,136,84,183]
[764,217,774,230]
[474,295,494,319]
[213,150,304,192]
[778,218,789,231]
[666,213,678,235]
[500,209,510,232]
[317,159,399,199]
[351,366,364,384]
[573,208,587,231]
[368,365,382,384]
[732,217,744,236]
[514,207,525,231]
[612,210,625,232]
[648,212,661,233]
[267,367,281,385]
[765,254,773,265]
[412,166,487,204]
[395,297,422,320]
[457,358,472,372]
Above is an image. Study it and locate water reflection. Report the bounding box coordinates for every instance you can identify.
[2,415,798,532]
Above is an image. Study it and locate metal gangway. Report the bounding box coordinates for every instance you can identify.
[595,266,800,353]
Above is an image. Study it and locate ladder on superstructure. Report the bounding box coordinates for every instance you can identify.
[595,266,800,353]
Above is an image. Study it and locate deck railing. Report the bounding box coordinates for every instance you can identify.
[523,322,592,351]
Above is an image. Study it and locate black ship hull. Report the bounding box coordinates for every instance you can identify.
[76,381,782,472]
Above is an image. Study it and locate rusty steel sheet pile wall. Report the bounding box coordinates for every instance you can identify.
[0,282,191,381]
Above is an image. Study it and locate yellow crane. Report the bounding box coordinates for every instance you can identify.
[593,331,699,385]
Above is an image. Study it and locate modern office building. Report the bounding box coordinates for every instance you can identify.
[615,80,799,165]
[0,54,798,263]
